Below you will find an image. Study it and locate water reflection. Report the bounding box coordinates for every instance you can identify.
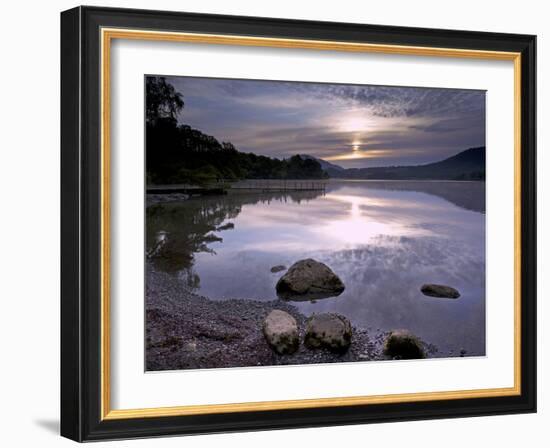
[146,190,323,282]
[146,180,486,356]
[337,180,485,213]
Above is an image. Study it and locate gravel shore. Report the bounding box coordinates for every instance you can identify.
[146,264,391,371]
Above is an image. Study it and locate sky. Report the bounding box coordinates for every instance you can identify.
[163,75,486,169]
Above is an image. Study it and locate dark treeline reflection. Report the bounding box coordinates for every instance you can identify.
[146,189,324,285]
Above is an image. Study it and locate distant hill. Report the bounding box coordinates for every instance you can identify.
[299,155,345,174]
[322,147,485,181]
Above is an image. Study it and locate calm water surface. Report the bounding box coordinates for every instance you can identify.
[147,180,486,357]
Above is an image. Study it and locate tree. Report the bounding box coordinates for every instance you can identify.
[146,76,184,124]
[145,78,329,184]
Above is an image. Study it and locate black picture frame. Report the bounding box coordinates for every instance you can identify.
[61,5,536,442]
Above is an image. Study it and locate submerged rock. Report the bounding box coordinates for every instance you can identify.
[305,313,352,353]
[270,265,287,273]
[421,283,460,299]
[262,310,299,355]
[383,329,425,359]
[276,258,345,300]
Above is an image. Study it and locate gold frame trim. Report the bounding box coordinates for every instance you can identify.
[100,28,522,421]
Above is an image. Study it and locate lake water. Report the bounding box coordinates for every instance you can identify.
[146,180,486,357]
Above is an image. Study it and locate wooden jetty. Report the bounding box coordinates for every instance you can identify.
[146,184,228,195]
[147,179,327,195]
[230,179,327,192]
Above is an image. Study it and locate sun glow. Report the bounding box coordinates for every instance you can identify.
[324,149,394,161]
[339,115,370,133]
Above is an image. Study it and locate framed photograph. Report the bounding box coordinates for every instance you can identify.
[60,6,536,441]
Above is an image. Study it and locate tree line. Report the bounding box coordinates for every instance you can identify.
[146,76,327,185]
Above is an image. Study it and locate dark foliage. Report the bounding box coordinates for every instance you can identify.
[146,120,328,185]
[145,77,327,185]
[146,76,184,125]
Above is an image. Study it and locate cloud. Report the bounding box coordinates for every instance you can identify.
[160,75,486,168]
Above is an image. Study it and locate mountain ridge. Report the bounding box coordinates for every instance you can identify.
[303,147,485,181]
[299,154,345,172]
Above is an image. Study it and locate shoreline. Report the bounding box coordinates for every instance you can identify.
[146,179,485,213]
[146,264,396,371]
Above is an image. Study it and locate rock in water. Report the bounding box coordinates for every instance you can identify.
[421,283,460,299]
[270,265,287,273]
[304,313,352,353]
[276,258,345,300]
[383,329,425,359]
[262,310,299,355]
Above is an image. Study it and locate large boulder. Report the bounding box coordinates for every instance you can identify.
[262,310,299,355]
[304,313,352,353]
[383,329,425,359]
[276,258,345,300]
[421,283,460,299]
